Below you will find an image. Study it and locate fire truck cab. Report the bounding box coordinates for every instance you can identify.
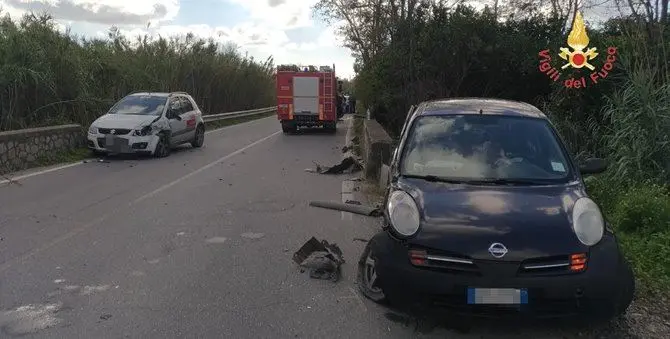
[275,64,338,134]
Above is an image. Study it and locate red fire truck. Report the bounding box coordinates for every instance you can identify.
[275,64,338,134]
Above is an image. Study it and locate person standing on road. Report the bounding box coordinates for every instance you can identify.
[336,92,344,119]
[348,93,356,114]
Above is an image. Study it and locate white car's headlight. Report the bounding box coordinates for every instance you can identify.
[88,125,97,134]
[133,125,153,136]
[572,197,604,246]
[387,190,421,237]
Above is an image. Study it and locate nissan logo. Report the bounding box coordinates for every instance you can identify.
[110,129,116,135]
[488,243,508,258]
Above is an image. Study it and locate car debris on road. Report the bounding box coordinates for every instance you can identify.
[308,200,382,217]
[305,156,363,174]
[293,237,345,282]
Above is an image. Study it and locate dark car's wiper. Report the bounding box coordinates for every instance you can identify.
[401,174,467,184]
[466,178,551,185]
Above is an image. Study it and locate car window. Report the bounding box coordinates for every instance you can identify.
[400,114,573,182]
[168,97,183,115]
[180,97,194,112]
[108,95,166,115]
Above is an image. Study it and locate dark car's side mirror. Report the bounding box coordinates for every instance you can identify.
[579,158,607,175]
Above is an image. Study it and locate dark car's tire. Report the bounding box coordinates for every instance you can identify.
[357,242,388,303]
[191,124,205,148]
[614,260,636,317]
[154,133,171,158]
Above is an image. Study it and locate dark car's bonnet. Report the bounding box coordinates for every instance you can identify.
[391,177,589,261]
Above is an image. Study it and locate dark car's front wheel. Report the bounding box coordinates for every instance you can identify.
[357,243,387,303]
[614,260,636,317]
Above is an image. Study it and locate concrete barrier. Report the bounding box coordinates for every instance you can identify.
[362,119,393,186]
[0,124,85,173]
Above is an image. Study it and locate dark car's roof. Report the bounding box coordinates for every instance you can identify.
[129,92,170,97]
[418,98,547,119]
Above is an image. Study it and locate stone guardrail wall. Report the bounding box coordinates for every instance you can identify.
[0,124,85,174]
[362,118,393,189]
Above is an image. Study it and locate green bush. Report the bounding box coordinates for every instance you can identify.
[0,13,275,131]
[586,177,670,292]
[612,183,670,233]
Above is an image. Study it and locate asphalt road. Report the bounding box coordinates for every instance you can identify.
[0,116,616,338]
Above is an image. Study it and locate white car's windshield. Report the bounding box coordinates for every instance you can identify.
[108,95,166,115]
[400,114,573,182]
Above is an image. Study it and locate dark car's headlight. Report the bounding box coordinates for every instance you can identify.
[133,126,152,136]
[387,190,421,237]
[572,197,604,246]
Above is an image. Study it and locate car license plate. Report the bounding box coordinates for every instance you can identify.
[105,136,127,152]
[467,288,528,305]
[105,134,114,147]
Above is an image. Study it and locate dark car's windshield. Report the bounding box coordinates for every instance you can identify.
[108,95,166,115]
[400,114,573,183]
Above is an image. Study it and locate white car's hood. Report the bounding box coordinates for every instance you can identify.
[93,114,159,129]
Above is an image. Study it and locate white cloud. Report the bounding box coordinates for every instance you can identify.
[0,0,179,25]
[225,0,318,29]
[0,0,361,78]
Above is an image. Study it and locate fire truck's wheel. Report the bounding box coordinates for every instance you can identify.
[281,122,296,134]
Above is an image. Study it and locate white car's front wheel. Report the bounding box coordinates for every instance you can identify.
[154,133,171,158]
[191,124,205,148]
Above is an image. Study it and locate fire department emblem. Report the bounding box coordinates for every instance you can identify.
[558,12,598,70]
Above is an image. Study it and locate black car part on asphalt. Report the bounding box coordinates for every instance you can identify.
[293,237,345,282]
[309,201,381,217]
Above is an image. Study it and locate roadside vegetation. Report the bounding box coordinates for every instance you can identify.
[0,12,275,132]
[315,0,670,298]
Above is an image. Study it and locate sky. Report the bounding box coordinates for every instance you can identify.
[0,1,626,80]
[0,0,357,78]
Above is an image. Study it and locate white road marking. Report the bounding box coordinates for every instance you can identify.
[241,232,265,239]
[0,116,275,186]
[53,279,65,284]
[0,132,276,272]
[80,285,111,296]
[205,237,227,244]
[0,161,88,186]
[133,131,280,203]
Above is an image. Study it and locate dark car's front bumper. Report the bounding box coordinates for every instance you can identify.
[369,231,634,319]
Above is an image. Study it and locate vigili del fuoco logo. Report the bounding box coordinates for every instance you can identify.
[538,11,617,89]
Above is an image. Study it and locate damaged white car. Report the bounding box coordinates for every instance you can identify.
[87,92,205,157]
